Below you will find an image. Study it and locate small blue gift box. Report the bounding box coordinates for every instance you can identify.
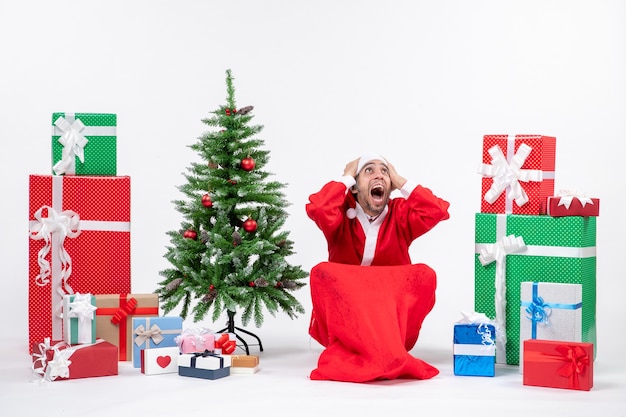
[178,352,231,380]
[453,323,496,377]
[131,316,183,368]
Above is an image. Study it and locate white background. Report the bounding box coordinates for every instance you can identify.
[1,1,625,415]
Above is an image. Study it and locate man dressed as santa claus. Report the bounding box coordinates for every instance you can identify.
[305,153,450,382]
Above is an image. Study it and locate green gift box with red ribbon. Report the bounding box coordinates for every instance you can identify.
[51,112,117,176]
[95,294,159,361]
[474,213,596,365]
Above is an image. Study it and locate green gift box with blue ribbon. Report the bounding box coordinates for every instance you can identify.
[519,281,582,372]
[474,213,596,365]
[51,112,117,176]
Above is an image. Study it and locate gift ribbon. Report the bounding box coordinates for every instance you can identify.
[521,282,582,339]
[65,293,97,344]
[52,114,89,175]
[556,189,595,209]
[475,214,596,363]
[525,344,589,389]
[476,233,526,362]
[478,136,548,213]
[29,176,131,340]
[190,351,224,369]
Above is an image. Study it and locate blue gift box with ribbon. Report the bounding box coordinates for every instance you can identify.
[519,281,582,372]
[178,351,231,380]
[131,316,183,368]
[453,322,496,377]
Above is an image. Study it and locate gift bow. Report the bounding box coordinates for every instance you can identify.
[556,189,594,209]
[52,116,89,175]
[478,235,526,267]
[31,338,72,382]
[215,333,237,354]
[29,205,81,289]
[556,344,590,389]
[110,297,138,325]
[479,144,543,207]
[67,293,97,323]
[524,295,552,326]
[134,324,164,346]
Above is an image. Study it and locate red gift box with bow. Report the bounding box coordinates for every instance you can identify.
[28,175,131,353]
[478,134,556,215]
[31,338,118,381]
[523,339,593,391]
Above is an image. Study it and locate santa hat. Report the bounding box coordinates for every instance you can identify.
[357,152,388,175]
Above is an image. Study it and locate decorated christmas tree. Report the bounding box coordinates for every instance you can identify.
[156,69,308,338]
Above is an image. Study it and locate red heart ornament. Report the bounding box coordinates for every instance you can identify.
[157,355,172,368]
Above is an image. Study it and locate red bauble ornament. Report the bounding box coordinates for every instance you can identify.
[183,229,197,240]
[248,281,255,287]
[209,284,214,290]
[202,194,213,208]
[240,156,255,172]
[243,218,257,233]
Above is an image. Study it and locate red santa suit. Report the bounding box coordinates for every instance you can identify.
[305,176,450,382]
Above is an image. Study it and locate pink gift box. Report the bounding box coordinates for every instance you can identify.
[176,333,216,354]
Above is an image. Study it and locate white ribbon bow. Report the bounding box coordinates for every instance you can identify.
[67,293,97,323]
[28,205,81,288]
[52,116,89,175]
[31,338,72,382]
[556,189,594,209]
[478,144,543,208]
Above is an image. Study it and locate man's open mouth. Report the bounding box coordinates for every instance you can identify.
[370,185,385,201]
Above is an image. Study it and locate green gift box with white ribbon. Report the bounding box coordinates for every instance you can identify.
[62,293,97,345]
[51,112,117,176]
[474,213,596,365]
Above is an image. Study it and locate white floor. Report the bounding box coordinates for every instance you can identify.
[3,329,624,417]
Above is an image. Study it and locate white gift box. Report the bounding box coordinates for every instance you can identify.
[519,281,582,372]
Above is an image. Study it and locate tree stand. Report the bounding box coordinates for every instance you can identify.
[216,310,264,355]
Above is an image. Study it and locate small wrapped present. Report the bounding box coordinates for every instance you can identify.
[95,294,159,361]
[214,333,237,354]
[226,354,260,374]
[132,316,183,368]
[178,352,231,380]
[453,312,497,377]
[523,339,593,391]
[175,327,215,354]
[51,112,117,176]
[478,134,556,215]
[141,346,180,375]
[28,175,131,352]
[519,282,582,372]
[547,190,599,217]
[63,293,97,345]
[32,338,118,382]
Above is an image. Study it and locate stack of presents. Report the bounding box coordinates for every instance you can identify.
[28,112,260,382]
[453,134,598,391]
